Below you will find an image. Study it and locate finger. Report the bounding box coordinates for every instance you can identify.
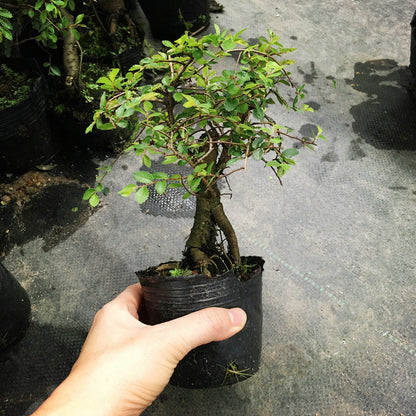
[159,307,247,356]
[111,283,142,318]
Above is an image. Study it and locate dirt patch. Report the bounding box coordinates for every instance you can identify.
[0,171,97,258]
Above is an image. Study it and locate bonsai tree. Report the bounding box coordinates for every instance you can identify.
[83,26,324,275]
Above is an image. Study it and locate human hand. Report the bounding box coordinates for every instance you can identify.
[32,283,247,416]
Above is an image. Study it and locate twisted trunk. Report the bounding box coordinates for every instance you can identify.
[185,146,241,277]
[185,189,240,275]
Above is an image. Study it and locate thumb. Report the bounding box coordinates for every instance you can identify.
[157,307,247,359]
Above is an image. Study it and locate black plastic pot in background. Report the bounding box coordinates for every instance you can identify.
[410,10,416,79]
[138,0,210,41]
[137,256,264,388]
[0,262,31,351]
[0,58,59,173]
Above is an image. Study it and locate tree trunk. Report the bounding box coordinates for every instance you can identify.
[185,183,241,276]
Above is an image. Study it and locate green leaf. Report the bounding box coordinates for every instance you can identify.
[191,48,203,59]
[49,66,61,76]
[161,40,174,48]
[224,98,239,111]
[85,121,95,134]
[135,187,149,204]
[277,164,291,178]
[83,188,95,200]
[194,163,207,173]
[143,154,151,168]
[75,14,84,24]
[252,148,263,161]
[227,84,240,96]
[282,148,299,158]
[143,100,153,112]
[222,39,236,51]
[0,8,12,18]
[266,160,281,167]
[173,92,183,102]
[108,68,120,82]
[162,155,178,164]
[155,180,167,194]
[152,171,169,179]
[236,103,248,113]
[89,194,100,207]
[253,105,264,121]
[118,184,137,197]
[133,171,154,184]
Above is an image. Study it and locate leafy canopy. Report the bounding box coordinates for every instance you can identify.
[84,26,325,207]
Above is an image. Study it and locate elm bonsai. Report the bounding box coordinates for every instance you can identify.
[84,26,324,275]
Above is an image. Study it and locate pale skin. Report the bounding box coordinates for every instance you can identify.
[32,283,247,416]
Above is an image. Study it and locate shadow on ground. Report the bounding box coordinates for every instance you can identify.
[347,59,416,150]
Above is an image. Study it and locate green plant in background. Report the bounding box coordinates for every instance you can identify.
[0,63,34,109]
[84,26,325,275]
[0,0,142,96]
[0,6,13,42]
[0,0,84,80]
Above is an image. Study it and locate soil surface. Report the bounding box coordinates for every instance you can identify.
[0,140,112,258]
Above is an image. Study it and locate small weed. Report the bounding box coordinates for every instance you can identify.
[169,267,193,277]
[222,361,252,385]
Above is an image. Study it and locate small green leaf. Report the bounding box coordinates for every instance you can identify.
[224,98,239,111]
[155,180,167,194]
[173,92,183,102]
[0,8,12,18]
[75,13,84,24]
[253,105,264,121]
[252,148,263,161]
[282,148,299,158]
[153,171,169,179]
[236,103,248,113]
[162,155,178,164]
[89,194,100,207]
[143,100,153,112]
[135,187,149,204]
[266,160,281,167]
[143,154,151,168]
[222,39,236,51]
[118,184,137,197]
[191,48,203,59]
[161,40,174,48]
[227,84,240,96]
[83,188,95,200]
[133,171,154,184]
[49,66,61,76]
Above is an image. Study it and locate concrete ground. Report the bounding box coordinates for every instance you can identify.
[1,1,415,415]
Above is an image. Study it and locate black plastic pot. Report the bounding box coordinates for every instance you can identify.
[138,0,210,40]
[137,256,264,388]
[0,262,31,351]
[410,10,416,78]
[0,58,58,173]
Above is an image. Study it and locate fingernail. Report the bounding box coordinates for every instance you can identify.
[228,308,247,329]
